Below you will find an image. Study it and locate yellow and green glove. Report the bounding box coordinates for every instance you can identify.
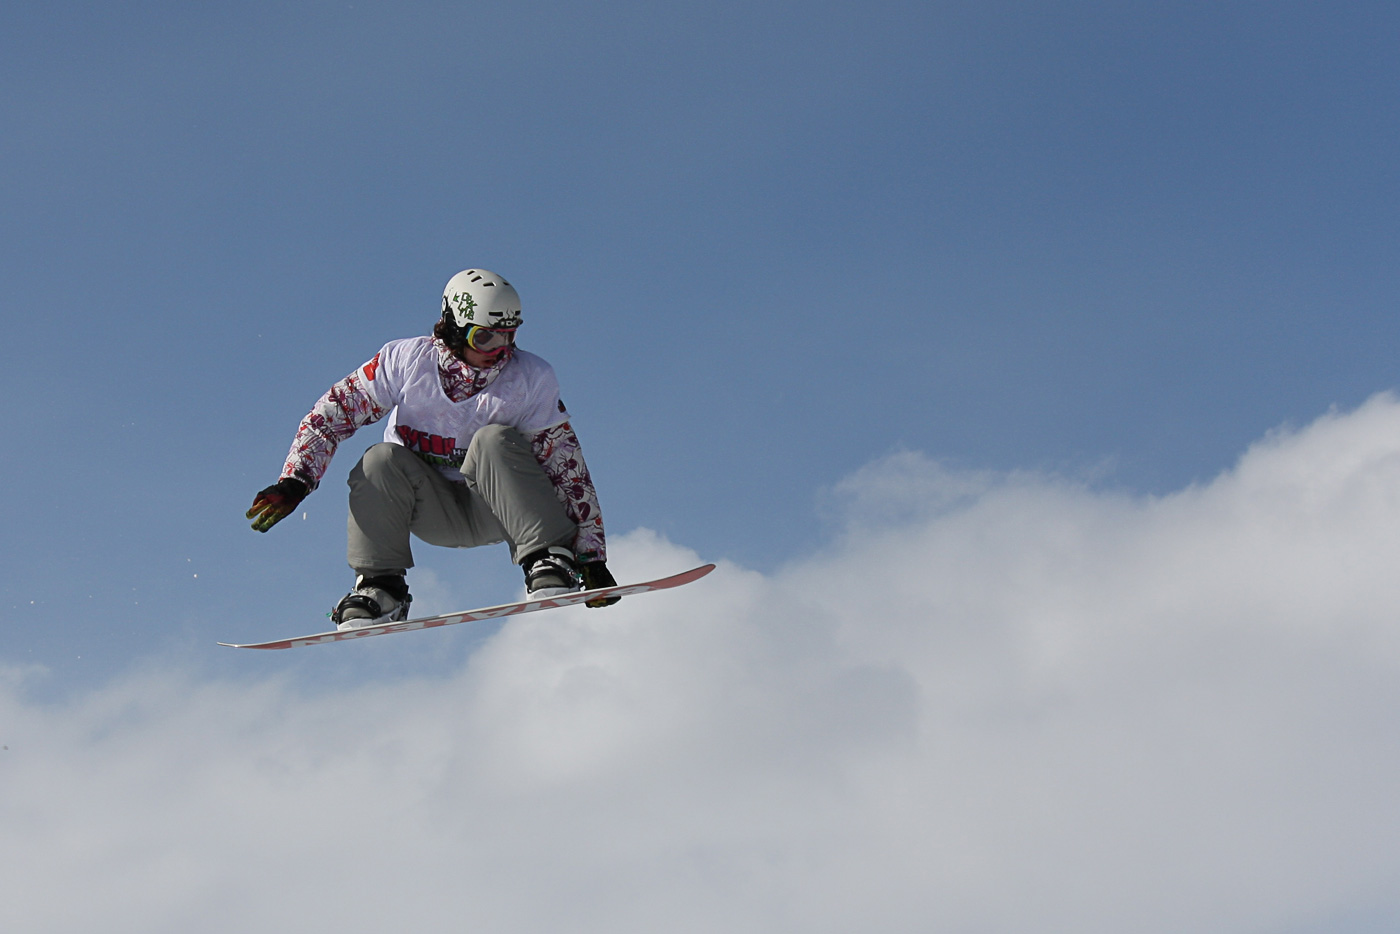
[581,561,620,608]
[246,477,310,532]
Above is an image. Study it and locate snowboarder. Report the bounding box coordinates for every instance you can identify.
[246,268,618,627]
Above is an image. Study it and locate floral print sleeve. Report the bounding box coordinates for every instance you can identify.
[280,355,392,491]
[530,421,607,562]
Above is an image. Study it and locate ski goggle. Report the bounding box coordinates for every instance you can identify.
[465,326,517,352]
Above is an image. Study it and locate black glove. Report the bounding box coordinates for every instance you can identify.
[580,561,620,608]
[246,477,309,533]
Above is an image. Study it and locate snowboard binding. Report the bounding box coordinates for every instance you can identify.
[332,574,412,629]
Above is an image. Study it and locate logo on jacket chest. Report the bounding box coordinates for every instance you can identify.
[396,425,466,466]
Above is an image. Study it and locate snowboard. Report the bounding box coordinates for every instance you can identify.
[218,563,715,650]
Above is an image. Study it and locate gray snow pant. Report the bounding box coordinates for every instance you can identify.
[346,425,577,575]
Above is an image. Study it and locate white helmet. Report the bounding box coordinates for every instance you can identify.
[441,269,523,329]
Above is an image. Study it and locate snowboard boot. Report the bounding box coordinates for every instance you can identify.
[332,574,412,629]
[521,546,583,598]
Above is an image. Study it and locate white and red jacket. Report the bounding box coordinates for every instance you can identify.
[280,337,606,561]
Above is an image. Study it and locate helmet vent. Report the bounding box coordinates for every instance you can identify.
[483,282,495,287]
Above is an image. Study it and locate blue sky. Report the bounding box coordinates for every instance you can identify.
[6,0,1397,678]
[4,3,1400,930]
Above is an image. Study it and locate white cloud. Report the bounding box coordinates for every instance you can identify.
[5,397,1400,932]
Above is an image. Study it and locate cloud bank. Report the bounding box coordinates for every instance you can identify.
[5,397,1400,933]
